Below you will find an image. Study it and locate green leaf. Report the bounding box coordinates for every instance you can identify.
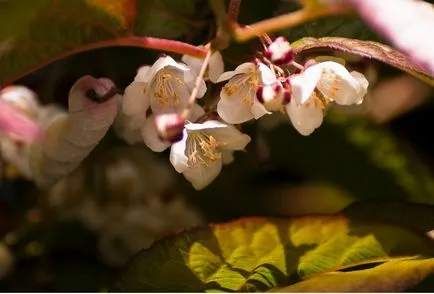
[262,111,434,205]
[271,258,434,292]
[0,0,212,83]
[114,215,434,292]
[292,37,434,85]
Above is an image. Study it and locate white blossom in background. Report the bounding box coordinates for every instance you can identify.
[182,49,225,83]
[287,61,369,136]
[118,56,207,151]
[170,120,251,190]
[217,62,276,124]
[48,146,203,267]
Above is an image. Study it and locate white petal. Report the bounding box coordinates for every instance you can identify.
[217,94,254,124]
[313,62,361,105]
[189,103,205,121]
[183,160,222,190]
[195,78,207,99]
[208,51,225,83]
[251,100,271,119]
[286,100,323,136]
[216,62,254,83]
[184,120,225,131]
[169,129,189,173]
[222,150,234,164]
[144,56,188,83]
[351,71,369,104]
[181,54,203,74]
[141,116,171,152]
[134,66,151,82]
[291,72,321,104]
[122,82,148,116]
[207,124,251,151]
[258,62,276,85]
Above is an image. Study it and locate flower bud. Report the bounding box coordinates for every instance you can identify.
[264,37,294,65]
[154,113,185,143]
[256,82,285,111]
[282,79,292,105]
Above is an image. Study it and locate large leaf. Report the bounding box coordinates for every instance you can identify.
[272,258,434,292]
[262,111,434,205]
[114,215,434,292]
[292,37,434,85]
[0,0,212,84]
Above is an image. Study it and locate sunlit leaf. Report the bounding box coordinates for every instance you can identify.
[271,258,434,292]
[114,216,434,292]
[292,37,434,85]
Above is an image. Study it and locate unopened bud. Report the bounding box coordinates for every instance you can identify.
[154,113,185,143]
[264,37,294,65]
[256,82,285,111]
[282,79,292,105]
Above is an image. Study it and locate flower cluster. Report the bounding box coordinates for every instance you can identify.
[117,37,369,190]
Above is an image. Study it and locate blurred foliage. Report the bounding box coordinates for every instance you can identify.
[0,0,434,292]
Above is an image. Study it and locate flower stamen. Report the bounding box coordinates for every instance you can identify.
[187,132,222,167]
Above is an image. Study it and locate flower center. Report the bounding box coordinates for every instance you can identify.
[222,70,260,108]
[187,132,222,167]
[316,68,343,102]
[153,69,185,107]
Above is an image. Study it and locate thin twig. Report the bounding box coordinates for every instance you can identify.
[3,37,207,85]
[233,6,352,42]
[228,0,242,21]
[182,44,212,119]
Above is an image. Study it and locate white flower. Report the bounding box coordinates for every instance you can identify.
[119,56,207,150]
[286,61,369,136]
[170,120,250,190]
[123,56,207,116]
[141,103,205,152]
[217,62,275,124]
[182,49,224,83]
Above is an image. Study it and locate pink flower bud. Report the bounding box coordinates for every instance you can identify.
[256,82,286,111]
[154,113,185,143]
[264,37,294,65]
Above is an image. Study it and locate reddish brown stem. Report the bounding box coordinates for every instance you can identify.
[228,0,242,21]
[233,6,352,42]
[4,37,207,85]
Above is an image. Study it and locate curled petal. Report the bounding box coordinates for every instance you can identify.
[29,75,118,188]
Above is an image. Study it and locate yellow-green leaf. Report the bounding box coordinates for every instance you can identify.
[292,37,434,85]
[114,216,434,292]
[271,258,434,292]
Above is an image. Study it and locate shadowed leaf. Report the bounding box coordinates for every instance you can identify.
[0,0,212,84]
